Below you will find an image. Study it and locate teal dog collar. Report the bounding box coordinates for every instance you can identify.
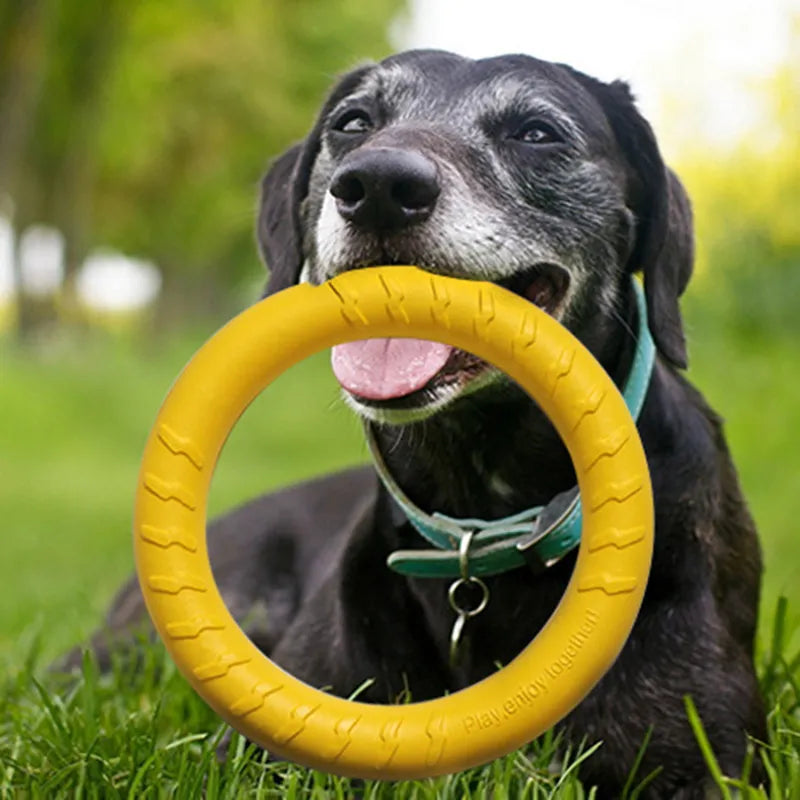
[374,277,655,579]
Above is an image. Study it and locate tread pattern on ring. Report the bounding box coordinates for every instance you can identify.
[144,474,197,510]
[429,277,452,328]
[589,477,643,511]
[140,524,197,551]
[375,718,403,769]
[584,426,631,471]
[135,270,653,777]
[166,617,225,639]
[328,280,368,325]
[147,573,207,594]
[473,288,496,339]
[545,347,576,396]
[321,716,361,762]
[193,654,251,681]
[231,682,283,718]
[577,574,638,595]
[379,274,410,323]
[273,703,320,746]
[568,385,606,431]
[157,425,205,469]
[511,313,538,358]
[425,714,447,767]
[588,525,647,552]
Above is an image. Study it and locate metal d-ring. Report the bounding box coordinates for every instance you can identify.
[448,531,490,667]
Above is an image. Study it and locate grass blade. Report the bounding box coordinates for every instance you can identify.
[684,695,732,800]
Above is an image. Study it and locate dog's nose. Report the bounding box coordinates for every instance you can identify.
[329,148,440,231]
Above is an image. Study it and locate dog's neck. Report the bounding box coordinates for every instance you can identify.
[370,280,640,521]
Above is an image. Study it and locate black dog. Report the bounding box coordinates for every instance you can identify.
[78,51,766,797]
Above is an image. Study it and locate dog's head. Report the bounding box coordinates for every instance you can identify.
[258,50,693,425]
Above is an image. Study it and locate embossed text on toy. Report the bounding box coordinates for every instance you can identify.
[462,608,600,733]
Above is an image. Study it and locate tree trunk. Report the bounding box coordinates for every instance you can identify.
[0,0,51,341]
[0,0,48,193]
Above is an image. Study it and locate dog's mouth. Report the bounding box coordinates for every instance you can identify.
[331,264,570,422]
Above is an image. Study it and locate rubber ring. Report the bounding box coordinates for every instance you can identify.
[134,266,653,779]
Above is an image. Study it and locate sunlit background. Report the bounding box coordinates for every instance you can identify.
[2,1,797,320]
[404,0,796,151]
[1,0,798,666]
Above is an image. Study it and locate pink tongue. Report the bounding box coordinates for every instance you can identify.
[331,338,453,400]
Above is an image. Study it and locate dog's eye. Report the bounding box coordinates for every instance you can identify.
[333,109,373,135]
[512,120,563,145]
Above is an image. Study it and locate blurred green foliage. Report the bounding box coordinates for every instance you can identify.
[676,19,800,340]
[0,0,405,327]
[91,0,405,290]
[0,335,367,657]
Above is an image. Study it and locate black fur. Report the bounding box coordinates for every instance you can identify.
[71,51,765,798]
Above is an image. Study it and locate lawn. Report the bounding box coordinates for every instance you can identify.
[1,287,798,795]
[0,327,367,659]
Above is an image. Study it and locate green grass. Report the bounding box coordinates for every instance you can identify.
[1,643,609,798]
[682,292,800,632]
[0,328,367,659]
[1,288,799,795]
[1,597,798,796]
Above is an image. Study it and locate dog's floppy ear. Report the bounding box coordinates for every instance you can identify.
[258,64,375,296]
[258,143,306,295]
[640,165,693,368]
[568,73,694,368]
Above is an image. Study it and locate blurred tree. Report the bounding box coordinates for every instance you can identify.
[32,0,133,310]
[1,0,141,336]
[0,1,48,195]
[0,0,405,336]
[677,17,800,338]
[0,0,52,334]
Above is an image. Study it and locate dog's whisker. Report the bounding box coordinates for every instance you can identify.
[609,305,638,344]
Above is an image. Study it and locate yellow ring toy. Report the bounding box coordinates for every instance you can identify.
[135,266,653,779]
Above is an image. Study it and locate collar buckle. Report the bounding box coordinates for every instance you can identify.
[515,487,581,575]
